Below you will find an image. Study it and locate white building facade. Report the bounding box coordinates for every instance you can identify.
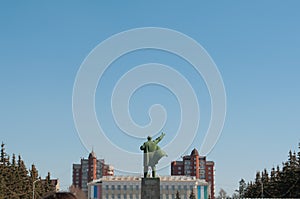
[88,176,210,199]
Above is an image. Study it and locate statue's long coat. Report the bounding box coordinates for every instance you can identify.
[140,135,166,166]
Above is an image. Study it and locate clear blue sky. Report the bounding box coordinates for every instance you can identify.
[1,1,300,196]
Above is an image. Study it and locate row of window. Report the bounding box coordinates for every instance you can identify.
[103,185,194,191]
[103,192,193,199]
[175,164,211,170]
[104,194,138,199]
[105,185,139,190]
[172,168,212,175]
[161,194,191,199]
[160,185,194,191]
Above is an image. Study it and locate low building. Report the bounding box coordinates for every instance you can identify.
[88,176,210,199]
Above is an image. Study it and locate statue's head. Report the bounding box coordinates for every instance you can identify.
[147,136,152,140]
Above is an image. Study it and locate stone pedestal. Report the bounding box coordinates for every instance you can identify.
[141,178,160,199]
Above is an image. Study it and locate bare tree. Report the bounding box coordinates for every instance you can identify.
[217,188,227,199]
[69,185,87,199]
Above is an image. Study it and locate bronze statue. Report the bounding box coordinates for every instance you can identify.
[140,132,167,178]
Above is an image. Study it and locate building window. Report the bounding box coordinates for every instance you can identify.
[124,194,127,199]
[136,185,139,190]
[112,185,115,190]
[172,185,175,190]
[117,185,121,190]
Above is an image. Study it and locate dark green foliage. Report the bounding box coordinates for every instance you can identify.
[44,172,52,193]
[242,143,300,198]
[0,143,56,199]
[30,164,38,180]
[236,178,246,198]
[1,142,9,165]
[298,143,300,165]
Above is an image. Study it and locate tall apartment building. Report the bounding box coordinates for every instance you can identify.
[171,148,215,199]
[72,150,114,195]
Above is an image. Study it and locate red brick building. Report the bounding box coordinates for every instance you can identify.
[72,150,114,195]
[171,148,215,199]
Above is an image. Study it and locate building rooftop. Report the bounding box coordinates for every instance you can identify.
[88,149,97,159]
[89,175,208,185]
[190,148,199,156]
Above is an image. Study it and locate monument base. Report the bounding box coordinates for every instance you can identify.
[141,178,160,199]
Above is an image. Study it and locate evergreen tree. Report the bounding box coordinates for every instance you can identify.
[241,143,300,198]
[298,143,300,165]
[0,168,7,197]
[16,155,31,198]
[30,164,39,180]
[44,172,51,192]
[261,169,269,197]
[1,142,5,163]
[0,142,58,198]
[237,178,246,198]
[12,153,16,167]
[282,150,298,197]
[296,143,300,197]
[0,142,9,165]
[269,166,279,197]
[254,171,262,197]
[0,144,7,199]
[30,164,44,199]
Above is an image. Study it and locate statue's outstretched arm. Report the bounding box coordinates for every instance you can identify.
[154,132,165,144]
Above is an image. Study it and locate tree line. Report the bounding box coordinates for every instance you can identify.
[0,142,56,199]
[236,143,300,198]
